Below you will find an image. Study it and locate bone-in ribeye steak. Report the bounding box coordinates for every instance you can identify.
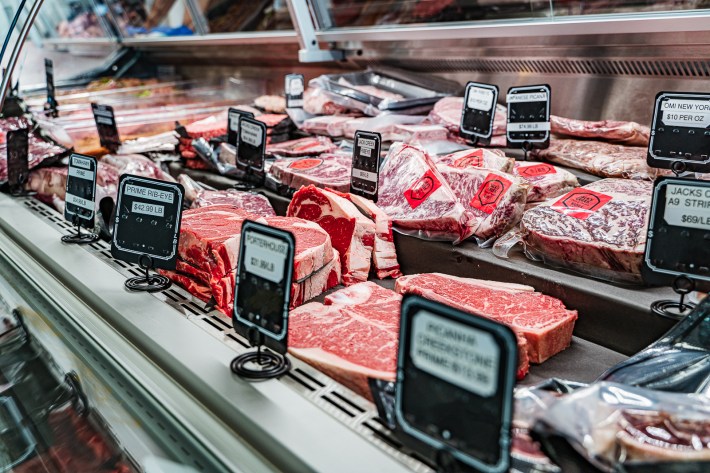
[550,115,650,146]
[268,153,352,193]
[160,206,341,314]
[289,282,402,400]
[513,161,579,203]
[378,143,475,243]
[395,273,578,367]
[288,185,375,285]
[521,179,653,283]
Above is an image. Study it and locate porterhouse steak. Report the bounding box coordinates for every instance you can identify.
[520,179,653,282]
[395,273,578,366]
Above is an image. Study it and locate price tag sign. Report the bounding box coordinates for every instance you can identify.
[227,108,254,147]
[45,59,57,117]
[642,177,710,289]
[648,92,710,173]
[6,128,29,191]
[506,85,551,148]
[237,116,267,172]
[233,220,295,355]
[285,73,305,109]
[351,130,382,202]
[395,294,517,473]
[91,103,121,153]
[460,82,498,142]
[111,175,184,270]
[64,154,97,225]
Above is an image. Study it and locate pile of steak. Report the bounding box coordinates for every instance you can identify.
[431,148,515,173]
[179,174,275,216]
[520,179,653,283]
[0,116,69,182]
[267,153,351,194]
[534,139,667,180]
[161,205,341,314]
[436,163,529,242]
[178,111,228,160]
[513,161,579,202]
[254,95,286,113]
[395,273,578,368]
[266,136,337,157]
[288,185,375,285]
[550,115,650,146]
[378,143,475,243]
[289,282,402,400]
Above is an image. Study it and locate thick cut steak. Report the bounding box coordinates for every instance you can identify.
[395,273,578,368]
[427,97,507,135]
[432,148,515,173]
[347,193,402,279]
[534,139,668,180]
[268,153,351,193]
[179,174,275,216]
[289,282,402,400]
[513,161,579,202]
[436,164,528,242]
[378,143,475,243]
[551,115,650,146]
[162,205,341,313]
[288,185,375,285]
[521,179,652,282]
[301,116,352,138]
[266,136,337,157]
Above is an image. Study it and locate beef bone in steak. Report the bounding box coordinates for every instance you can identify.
[520,179,652,283]
[533,139,668,180]
[395,273,578,367]
[427,97,507,135]
[431,148,515,173]
[378,143,475,243]
[550,115,650,147]
[436,164,529,242]
[346,193,402,279]
[288,185,375,285]
[268,153,352,193]
[266,136,337,157]
[289,282,402,400]
[161,206,341,313]
[513,161,579,203]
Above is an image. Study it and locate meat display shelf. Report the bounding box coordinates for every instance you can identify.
[170,163,678,355]
[0,192,639,473]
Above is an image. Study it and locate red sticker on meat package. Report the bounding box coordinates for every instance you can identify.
[289,158,323,170]
[404,170,442,209]
[470,174,512,214]
[515,163,556,178]
[552,188,612,219]
[453,149,484,168]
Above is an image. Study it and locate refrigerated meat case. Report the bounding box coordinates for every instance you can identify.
[2,1,710,471]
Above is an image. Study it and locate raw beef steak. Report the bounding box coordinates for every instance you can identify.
[179,174,275,216]
[342,115,424,141]
[436,164,529,242]
[301,116,352,138]
[101,154,174,182]
[551,115,650,146]
[432,148,515,173]
[378,143,475,243]
[266,136,337,157]
[268,153,351,193]
[288,185,375,285]
[533,139,668,180]
[520,179,653,282]
[513,161,579,202]
[347,193,402,279]
[289,282,402,400]
[393,124,449,142]
[254,95,286,113]
[303,87,358,116]
[395,273,578,367]
[427,97,507,135]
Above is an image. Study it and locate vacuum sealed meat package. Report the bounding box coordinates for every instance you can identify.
[550,115,650,146]
[513,161,580,202]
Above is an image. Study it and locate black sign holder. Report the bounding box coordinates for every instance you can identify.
[91,103,121,153]
[227,107,254,147]
[231,220,294,380]
[44,58,58,118]
[62,153,99,244]
[350,130,382,202]
[642,176,710,319]
[506,85,551,161]
[111,175,184,293]
[459,82,499,148]
[6,128,31,197]
[285,73,305,109]
[394,294,517,473]
[236,116,267,189]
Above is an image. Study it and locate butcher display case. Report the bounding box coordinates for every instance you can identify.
[1,0,710,472]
